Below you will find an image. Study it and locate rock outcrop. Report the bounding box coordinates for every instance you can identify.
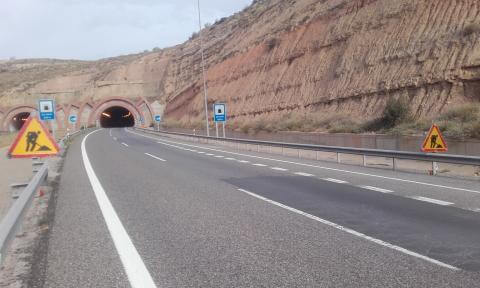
[1,0,479,130]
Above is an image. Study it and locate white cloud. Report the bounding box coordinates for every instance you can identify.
[0,0,252,60]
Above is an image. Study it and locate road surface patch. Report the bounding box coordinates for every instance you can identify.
[236,188,460,271]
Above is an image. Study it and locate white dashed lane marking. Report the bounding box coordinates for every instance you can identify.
[271,167,288,172]
[294,172,315,177]
[238,160,250,163]
[253,164,268,167]
[121,143,129,147]
[323,178,348,184]
[410,196,454,206]
[145,153,167,162]
[360,186,393,193]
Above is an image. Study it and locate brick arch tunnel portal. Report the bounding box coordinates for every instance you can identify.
[100,106,135,128]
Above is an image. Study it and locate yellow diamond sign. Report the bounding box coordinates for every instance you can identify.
[7,117,60,158]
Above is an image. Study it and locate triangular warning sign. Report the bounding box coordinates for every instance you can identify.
[421,124,448,153]
[7,117,60,158]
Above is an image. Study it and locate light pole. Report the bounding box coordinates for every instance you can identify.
[197,0,210,136]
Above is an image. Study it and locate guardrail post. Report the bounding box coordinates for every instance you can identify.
[432,161,439,176]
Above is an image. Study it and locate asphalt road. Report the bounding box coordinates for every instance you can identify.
[34,128,480,287]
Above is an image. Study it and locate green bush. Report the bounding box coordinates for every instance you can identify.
[363,97,411,131]
[439,105,479,123]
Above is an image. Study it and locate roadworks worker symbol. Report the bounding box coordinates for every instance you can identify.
[421,124,448,153]
[8,117,59,158]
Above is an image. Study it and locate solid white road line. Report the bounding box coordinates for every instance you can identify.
[253,163,268,167]
[294,172,314,177]
[145,153,167,162]
[323,178,348,184]
[411,196,454,206]
[237,188,459,271]
[82,130,157,287]
[124,130,480,195]
[271,167,288,172]
[360,186,393,193]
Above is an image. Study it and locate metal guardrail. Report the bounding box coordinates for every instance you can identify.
[0,164,48,264]
[0,127,88,264]
[133,127,480,168]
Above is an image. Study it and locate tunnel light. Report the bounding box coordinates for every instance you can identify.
[13,117,17,121]
[122,112,132,118]
[102,112,112,118]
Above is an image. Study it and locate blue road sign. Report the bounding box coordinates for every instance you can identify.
[38,99,55,121]
[214,103,226,122]
[69,115,77,124]
[154,115,162,122]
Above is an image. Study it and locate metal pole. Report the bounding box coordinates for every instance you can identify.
[222,122,226,139]
[215,122,219,138]
[197,0,210,137]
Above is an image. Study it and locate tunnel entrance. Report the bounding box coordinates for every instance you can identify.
[100,106,135,128]
[11,112,31,131]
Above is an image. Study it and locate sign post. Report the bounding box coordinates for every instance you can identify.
[213,103,226,138]
[38,99,56,140]
[421,124,448,176]
[154,115,162,131]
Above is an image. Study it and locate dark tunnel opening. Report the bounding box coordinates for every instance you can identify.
[100,106,135,128]
[11,112,31,131]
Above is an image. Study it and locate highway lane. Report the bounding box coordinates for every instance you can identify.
[36,128,480,287]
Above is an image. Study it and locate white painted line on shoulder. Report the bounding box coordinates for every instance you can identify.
[82,130,157,287]
[237,188,459,271]
[294,172,314,177]
[128,130,480,195]
[323,178,348,184]
[360,186,393,193]
[121,143,129,147]
[271,167,288,171]
[253,163,268,167]
[145,153,166,162]
[411,196,454,206]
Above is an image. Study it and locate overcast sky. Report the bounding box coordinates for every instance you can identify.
[1,0,252,60]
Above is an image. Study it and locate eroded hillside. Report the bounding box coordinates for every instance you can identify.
[1,0,480,134]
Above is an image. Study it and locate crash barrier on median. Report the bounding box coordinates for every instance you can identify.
[133,127,480,179]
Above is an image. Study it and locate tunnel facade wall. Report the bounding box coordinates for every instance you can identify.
[0,97,155,132]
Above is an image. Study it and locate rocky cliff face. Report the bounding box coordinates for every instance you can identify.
[1,0,480,129]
